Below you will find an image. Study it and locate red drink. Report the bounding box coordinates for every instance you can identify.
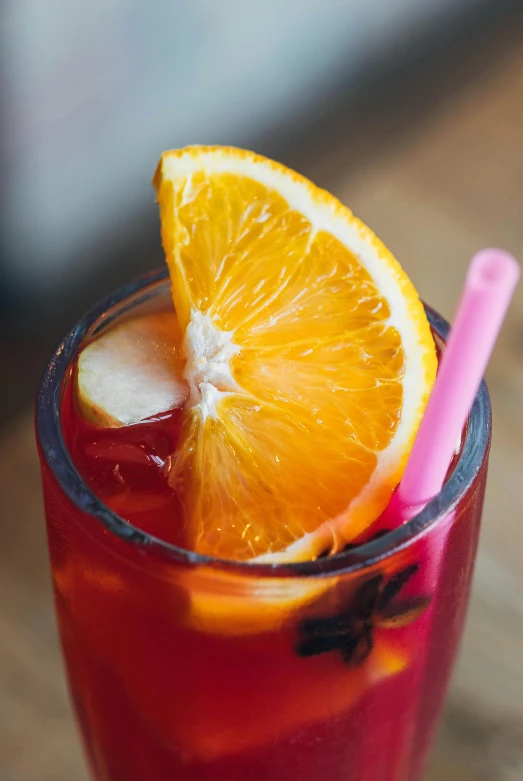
[37,272,491,781]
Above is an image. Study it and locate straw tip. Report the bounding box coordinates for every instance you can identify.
[470,248,520,289]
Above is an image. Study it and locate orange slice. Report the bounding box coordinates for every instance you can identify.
[153,145,436,563]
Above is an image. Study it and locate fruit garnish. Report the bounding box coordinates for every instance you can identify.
[75,146,436,563]
[77,312,186,427]
[154,146,436,561]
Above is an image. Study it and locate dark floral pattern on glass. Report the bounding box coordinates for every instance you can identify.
[296,563,431,665]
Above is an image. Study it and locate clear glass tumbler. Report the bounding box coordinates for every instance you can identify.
[36,270,491,781]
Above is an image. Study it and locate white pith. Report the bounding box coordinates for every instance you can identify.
[183,309,241,421]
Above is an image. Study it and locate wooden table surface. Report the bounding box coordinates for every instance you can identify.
[1,38,523,781]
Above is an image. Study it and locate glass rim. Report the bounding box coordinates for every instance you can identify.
[36,268,492,580]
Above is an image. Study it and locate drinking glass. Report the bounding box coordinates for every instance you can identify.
[36,270,491,781]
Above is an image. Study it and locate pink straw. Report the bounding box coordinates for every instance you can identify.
[388,248,519,523]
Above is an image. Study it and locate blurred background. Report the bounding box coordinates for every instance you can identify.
[1,1,523,779]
